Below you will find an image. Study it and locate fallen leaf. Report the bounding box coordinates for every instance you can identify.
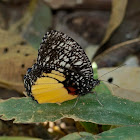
[98,67,140,102]
[44,0,111,10]
[94,0,140,57]
[101,0,128,45]
[93,37,140,67]
[0,29,37,93]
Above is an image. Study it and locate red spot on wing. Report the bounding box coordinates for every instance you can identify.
[67,87,76,95]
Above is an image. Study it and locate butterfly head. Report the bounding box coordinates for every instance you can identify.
[93,79,100,87]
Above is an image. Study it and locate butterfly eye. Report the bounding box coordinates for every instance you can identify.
[27,68,32,73]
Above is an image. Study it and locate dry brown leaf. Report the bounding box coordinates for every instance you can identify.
[94,37,140,67]
[0,29,37,93]
[98,67,140,102]
[101,0,128,45]
[44,0,111,10]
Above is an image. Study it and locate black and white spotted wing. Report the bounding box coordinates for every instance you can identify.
[37,30,99,95]
[24,30,100,98]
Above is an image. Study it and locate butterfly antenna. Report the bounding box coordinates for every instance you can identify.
[100,79,120,88]
[98,64,126,79]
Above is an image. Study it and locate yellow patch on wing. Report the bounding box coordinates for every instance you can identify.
[35,77,58,84]
[42,70,65,82]
[32,70,77,104]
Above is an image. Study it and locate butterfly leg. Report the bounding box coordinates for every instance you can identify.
[90,91,103,107]
[69,95,81,111]
[73,95,81,108]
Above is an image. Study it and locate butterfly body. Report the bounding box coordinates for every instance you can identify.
[24,30,100,104]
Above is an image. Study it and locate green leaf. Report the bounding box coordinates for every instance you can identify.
[79,121,111,134]
[0,82,140,124]
[60,132,95,140]
[60,126,140,140]
[79,122,99,133]
[98,126,140,140]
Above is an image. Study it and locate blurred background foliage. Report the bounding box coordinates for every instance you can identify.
[0,0,140,139]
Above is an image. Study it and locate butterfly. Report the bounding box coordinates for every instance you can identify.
[24,30,100,104]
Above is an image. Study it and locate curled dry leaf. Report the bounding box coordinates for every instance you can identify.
[94,37,140,67]
[55,11,110,49]
[98,67,140,102]
[44,0,111,10]
[98,0,140,51]
[0,29,37,93]
[101,0,128,45]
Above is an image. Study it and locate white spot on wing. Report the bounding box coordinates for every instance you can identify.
[46,56,50,62]
[43,62,46,66]
[65,58,69,62]
[71,56,75,60]
[68,47,72,51]
[58,68,64,72]
[38,55,41,60]
[74,61,83,65]
[66,64,70,68]
[59,54,64,59]
[60,61,66,66]
[60,42,64,46]
[52,45,55,49]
